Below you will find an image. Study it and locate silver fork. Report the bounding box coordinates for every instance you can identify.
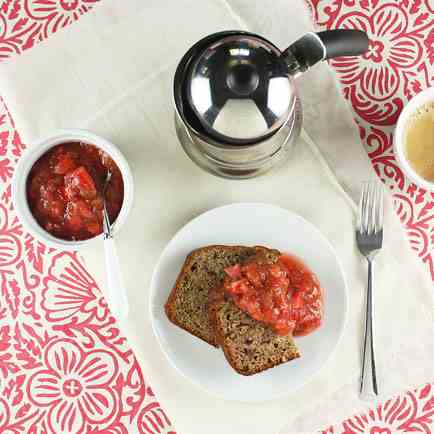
[356,180,384,399]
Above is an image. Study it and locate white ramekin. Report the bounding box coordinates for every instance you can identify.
[394,87,434,191]
[11,129,134,250]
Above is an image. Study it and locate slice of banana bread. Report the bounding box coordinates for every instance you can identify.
[164,245,259,347]
[209,249,301,375]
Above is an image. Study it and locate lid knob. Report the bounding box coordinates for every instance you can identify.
[186,34,296,145]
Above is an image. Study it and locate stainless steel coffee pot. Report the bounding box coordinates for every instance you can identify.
[174,30,368,179]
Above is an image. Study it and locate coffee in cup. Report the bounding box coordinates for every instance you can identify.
[404,102,434,182]
[394,87,434,191]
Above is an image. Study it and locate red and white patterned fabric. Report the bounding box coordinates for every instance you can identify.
[308,0,434,432]
[308,0,434,281]
[0,1,432,433]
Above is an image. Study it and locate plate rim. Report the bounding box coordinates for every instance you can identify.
[149,202,349,402]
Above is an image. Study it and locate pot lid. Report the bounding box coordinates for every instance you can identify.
[185,34,296,145]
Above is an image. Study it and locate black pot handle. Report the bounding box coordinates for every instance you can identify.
[318,30,369,59]
[283,29,369,75]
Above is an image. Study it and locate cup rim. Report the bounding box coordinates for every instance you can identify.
[394,87,434,191]
[11,128,134,250]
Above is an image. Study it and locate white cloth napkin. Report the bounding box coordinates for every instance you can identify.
[1,1,433,433]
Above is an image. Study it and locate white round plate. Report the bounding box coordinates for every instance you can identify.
[149,203,347,402]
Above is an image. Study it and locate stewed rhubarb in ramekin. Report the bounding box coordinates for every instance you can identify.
[26,142,124,241]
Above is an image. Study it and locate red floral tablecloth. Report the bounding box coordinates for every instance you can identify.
[0,1,432,433]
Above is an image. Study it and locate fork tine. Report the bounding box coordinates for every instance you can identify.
[364,182,372,234]
[366,181,375,235]
[357,183,365,231]
[376,182,384,232]
[358,182,368,233]
[371,180,380,234]
[365,182,371,235]
[372,182,378,233]
[366,181,383,234]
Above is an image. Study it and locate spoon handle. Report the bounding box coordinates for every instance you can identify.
[104,237,129,319]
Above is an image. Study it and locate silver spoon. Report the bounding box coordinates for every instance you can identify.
[101,170,129,319]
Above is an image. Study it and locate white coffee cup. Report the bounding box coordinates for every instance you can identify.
[394,87,434,191]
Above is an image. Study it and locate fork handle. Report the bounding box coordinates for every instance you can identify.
[360,259,379,399]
